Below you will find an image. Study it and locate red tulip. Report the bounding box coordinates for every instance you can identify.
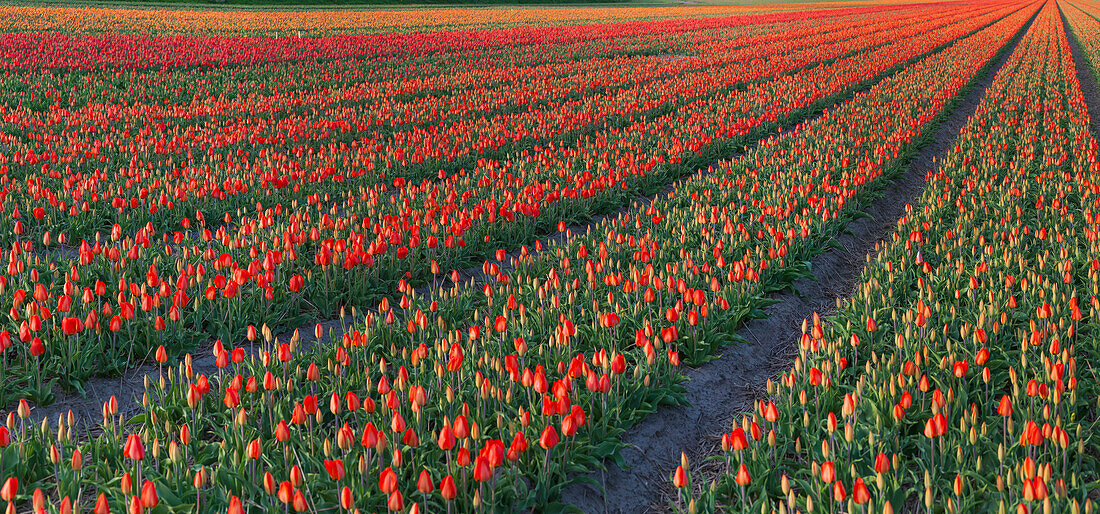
[998,395,1013,416]
[387,490,404,511]
[379,467,398,494]
[437,425,456,451]
[539,426,559,449]
[95,493,110,514]
[324,460,345,481]
[339,487,354,510]
[228,496,244,514]
[61,317,83,335]
[288,274,304,292]
[874,452,890,474]
[440,476,457,500]
[123,434,145,461]
[853,477,870,504]
[673,465,687,488]
[473,456,493,482]
[29,338,44,357]
[292,490,308,512]
[417,470,434,494]
[833,480,847,502]
[139,481,158,508]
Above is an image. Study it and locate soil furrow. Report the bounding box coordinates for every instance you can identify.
[559,6,1040,513]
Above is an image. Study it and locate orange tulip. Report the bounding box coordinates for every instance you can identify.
[292,490,308,512]
[94,494,110,514]
[997,395,1013,416]
[387,490,404,512]
[417,470,434,494]
[735,464,751,486]
[139,481,158,508]
[379,467,398,494]
[123,434,145,461]
[853,477,870,504]
[0,478,16,502]
[820,461,835,484]
[874,452,890,474]
[340,487,354,510]
[440,476,457,500]
[673,465,688,488]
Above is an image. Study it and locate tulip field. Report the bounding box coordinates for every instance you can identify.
[1,0,1100,512]
[675,1,1100,513]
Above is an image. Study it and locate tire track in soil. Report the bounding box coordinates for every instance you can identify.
[1061,1,1100,142]
[560,6,1040,514]
[0,7,1029,434]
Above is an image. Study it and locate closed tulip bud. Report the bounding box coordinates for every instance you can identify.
[673,465,688,488]
[834,481,846,502]
[387,490,404,512]
[292,490,308,512]
[418,470,434,494]
[440,476,457,500]
[821,461,836,484]
[228,496,244,514]
[193,467,208,489]
[853,477,870,505]
[539,426,559,449]
[871,455,888,475]
[140,481,158,508]
[340,487,354,510]
[0,478,16,502]
[735,464,751,486]
[379,467,398,494]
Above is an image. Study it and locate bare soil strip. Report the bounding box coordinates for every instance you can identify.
[560,7,1040,514]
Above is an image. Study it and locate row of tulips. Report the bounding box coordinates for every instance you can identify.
[0,3,1024,403]
[0,4,845,37]
[0,6,897,70]
[0,3,983,244]
[672,2,1100,512]
[0,3,1043,512]
[1063,0,1100,65]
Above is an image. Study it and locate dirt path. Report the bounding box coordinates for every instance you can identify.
[560,7,1037,514]
[1061,1,1100,142]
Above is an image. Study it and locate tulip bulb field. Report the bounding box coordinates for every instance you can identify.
[1,0,1100,512]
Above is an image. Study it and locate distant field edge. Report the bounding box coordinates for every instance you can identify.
[0,0,935,12]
